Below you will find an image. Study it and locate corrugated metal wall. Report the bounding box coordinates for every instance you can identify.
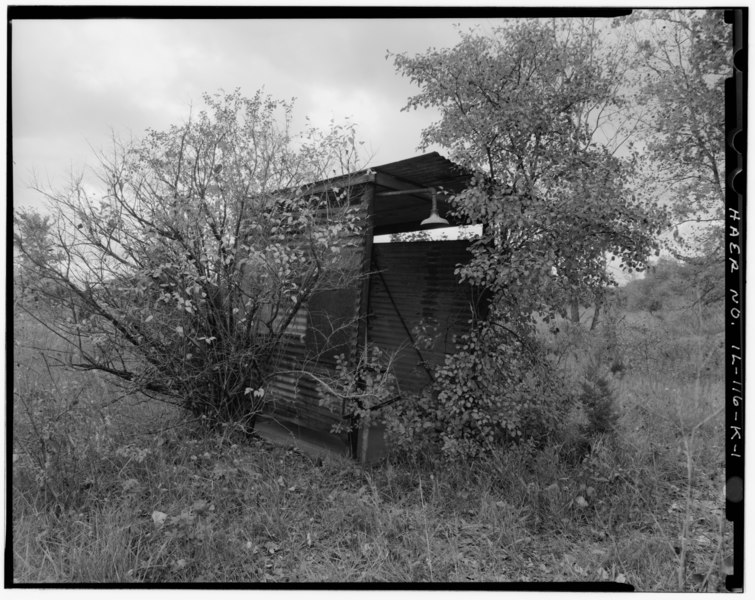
[261,223,483,438]
[263,192,368,434]
[368,240,482,394]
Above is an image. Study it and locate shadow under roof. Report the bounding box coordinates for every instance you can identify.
[369,152,473,236]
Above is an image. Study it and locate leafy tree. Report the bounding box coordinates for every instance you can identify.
[393,19,664,330]
[388,20,664,457]
[14,89,366,428]
[622,257,723,315]
[630,9,729,291]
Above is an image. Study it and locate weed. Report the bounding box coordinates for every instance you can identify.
[12,298,728,588]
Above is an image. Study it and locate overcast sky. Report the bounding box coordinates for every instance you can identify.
[11,16,516,212]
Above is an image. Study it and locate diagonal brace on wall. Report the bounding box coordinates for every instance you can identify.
[371,253,436,383]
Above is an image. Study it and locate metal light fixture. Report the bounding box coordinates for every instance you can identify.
[421,189,449,227]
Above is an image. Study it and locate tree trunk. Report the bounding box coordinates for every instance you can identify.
[569,298,580,324]
[590,298,602,331]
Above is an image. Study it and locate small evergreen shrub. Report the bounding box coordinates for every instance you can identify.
[580,361,619,437]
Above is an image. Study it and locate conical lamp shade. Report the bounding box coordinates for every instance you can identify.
[421,210,449,226]
[421,192,449,227]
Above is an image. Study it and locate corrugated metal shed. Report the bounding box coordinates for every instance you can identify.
[259,153,482,460]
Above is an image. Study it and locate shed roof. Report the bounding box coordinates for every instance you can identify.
[303,152,473,236]
[372,152,472,193]
[369,152,473,236]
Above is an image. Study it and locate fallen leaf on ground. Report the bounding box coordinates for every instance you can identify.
[151,511,167,526]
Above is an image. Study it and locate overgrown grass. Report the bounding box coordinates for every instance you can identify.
[11,309,731,588]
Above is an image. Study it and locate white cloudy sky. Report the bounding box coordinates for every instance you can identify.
[12,15,515,212]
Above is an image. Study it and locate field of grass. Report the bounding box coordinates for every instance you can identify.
[10,306,732,589]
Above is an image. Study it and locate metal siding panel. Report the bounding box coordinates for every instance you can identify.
[368,241,476,394]
[266,343,343,431]
[262,194,369,434]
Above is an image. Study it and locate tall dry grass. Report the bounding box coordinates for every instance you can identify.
[11,301,730,588]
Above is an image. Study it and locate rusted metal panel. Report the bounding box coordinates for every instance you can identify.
[367,240,481,394]
[306,287,360,367]
[265,337,338,432]
[263,189,370,435]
